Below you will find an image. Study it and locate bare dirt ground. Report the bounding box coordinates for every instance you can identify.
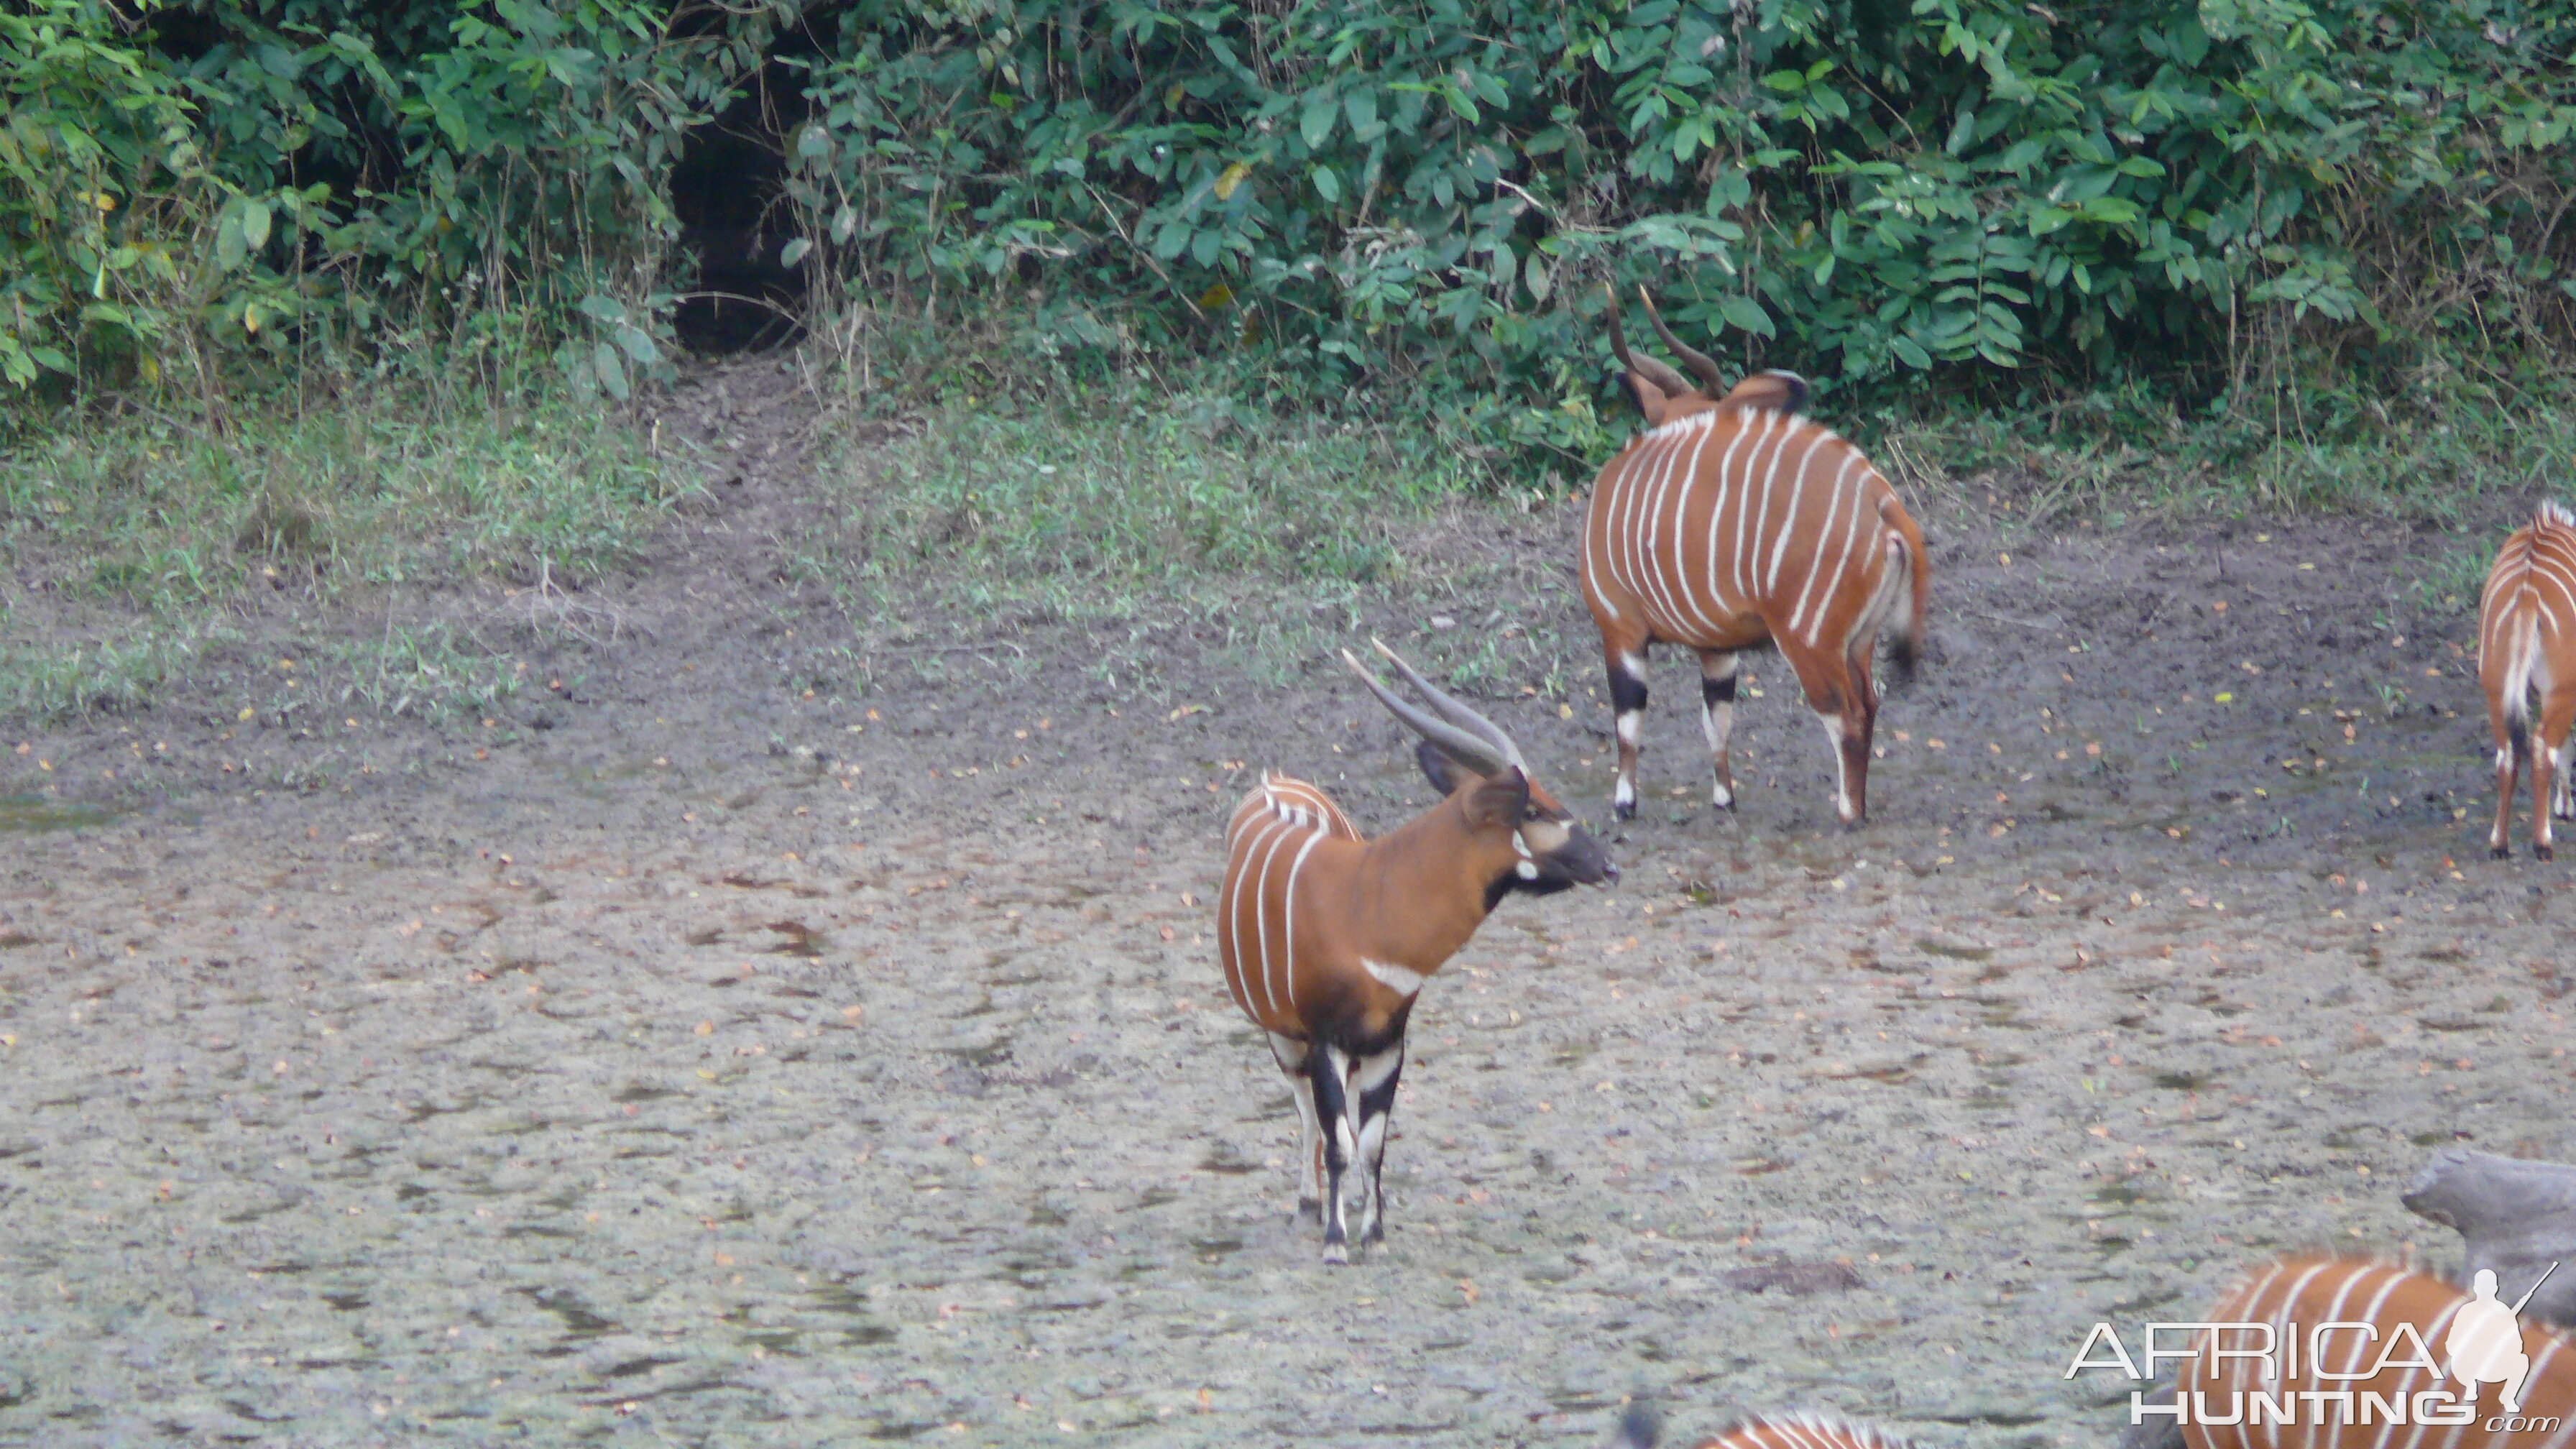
[4,366,2572,1448]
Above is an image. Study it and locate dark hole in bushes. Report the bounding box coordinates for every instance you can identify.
[670,60,810,355]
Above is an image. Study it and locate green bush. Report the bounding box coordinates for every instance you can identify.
[0,0,791,410]
[794,0,2576,470]
[6,0,2572,495]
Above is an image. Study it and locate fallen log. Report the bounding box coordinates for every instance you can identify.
[2401,1146,2576,1328]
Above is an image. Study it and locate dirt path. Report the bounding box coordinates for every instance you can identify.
[4,380,2572,1447]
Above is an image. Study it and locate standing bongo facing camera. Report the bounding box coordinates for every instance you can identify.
[1215,640,1616,1261]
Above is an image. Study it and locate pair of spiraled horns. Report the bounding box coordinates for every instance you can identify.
[1604,283,1726,397]
[1339,638,1527,778]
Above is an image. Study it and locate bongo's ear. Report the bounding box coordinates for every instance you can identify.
[1463,766,1530,829]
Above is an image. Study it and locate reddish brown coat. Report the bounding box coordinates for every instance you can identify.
[1583,357,1929,825]
[2478,502,2576,857]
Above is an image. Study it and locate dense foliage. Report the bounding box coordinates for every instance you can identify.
[1,0,781,408]
[806,0,2576,459]
[7,0,2575,477]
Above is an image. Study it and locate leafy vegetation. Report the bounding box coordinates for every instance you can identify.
[0,0,781,411]
[3,0,2572,556]
[798,0,2576,483]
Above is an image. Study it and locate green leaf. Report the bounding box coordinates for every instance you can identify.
[1344,90,1378,136]
[1312,165,1341,203]
[616,324,658,365]
[242,201,270,250]
[1718,295,1773,337]
[1302,92,1336,150]
[1995,138,2048,172]
[216,215,246,271]
[593,343,630,401]
[781,236,812,267]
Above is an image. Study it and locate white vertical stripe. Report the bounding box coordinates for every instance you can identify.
[1634,420,1696,632]
[1786,451,1864,639]
[1734,410,1784,602]
[1660,415,1726,637]
[1579,472,1620,623]
[1276,830,1326,1013]
[1611,434,1670,614]
[1798,468,1874,647]
[1703,408,1758,622]
[1247,815,1298,1022]
[1766,430,1837,597]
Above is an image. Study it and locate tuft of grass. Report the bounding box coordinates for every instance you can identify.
[323,622,527,722]
[0,610,219,719]
[2409,544,2497,615]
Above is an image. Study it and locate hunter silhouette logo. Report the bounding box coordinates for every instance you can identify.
[2447,1263,2556,1411]
[2065,1259,2567,1432]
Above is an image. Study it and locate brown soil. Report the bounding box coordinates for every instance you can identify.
[3,364,2570,1447]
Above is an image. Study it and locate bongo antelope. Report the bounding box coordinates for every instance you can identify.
[1606,1406,1919,1449]
[2478,502,2576,859]
[1581,288,1931,825]
[1216,640,1616,1261]
[2175,1256,2574,1448]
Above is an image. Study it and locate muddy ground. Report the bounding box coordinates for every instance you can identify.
[4,367,2572,1448]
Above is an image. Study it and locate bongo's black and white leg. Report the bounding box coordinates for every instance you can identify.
[1697,649,1739,809]
[1267,1031,1322,1218]
[1816,709,1861,824]
[1610,648,1648,820]
[1308,1044,1357,1264]
[1346,1041,1406,1247]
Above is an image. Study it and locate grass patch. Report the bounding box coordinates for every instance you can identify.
[1,386,680,721]
[822,370,1590,708]
[323,622,527,722]
[2409,544,2496,616]
[1846,374,2576,526]
[0,611,217,719]
[6,394,679,602]
[838,382,1469,610]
